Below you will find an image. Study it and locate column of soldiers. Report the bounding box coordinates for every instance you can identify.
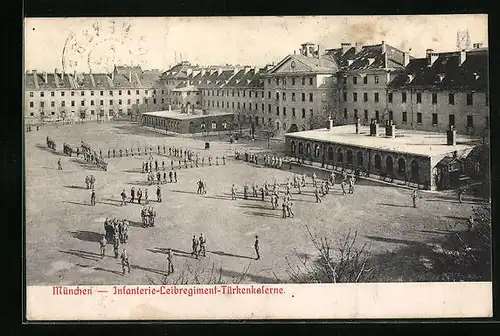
[234,150,284,170]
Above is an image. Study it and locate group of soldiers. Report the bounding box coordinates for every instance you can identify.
[190,233,207,259]
[85,175,96,189]
[120,185,163,205]
[146,169,178,185]
[140,205,157,227]
[234,150,285,170]
[101,218,131,275]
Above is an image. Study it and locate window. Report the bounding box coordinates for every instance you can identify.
[109,109,114,116]
[40,102,44,108]
[51,112,55,115]
[292,108,296,117]
[301,93,305,101]
[276,78,280,85]
[261,91,264,98]
[343,92,347,102]
[292,93,295,101]
[283,92,286,101]
[292,78,295,85]
[243,91,246,97]
[353,76,357,84]
[388,110,393,121]
[127,90,131,95]
[29,92,33,97]
[388,92,393,103]
[353,93,357,102]
[268,91,271,99]
[211,122,217,130]
[375,110,380,122]
[80,91,84,96]
[249,91,252,98]
[30,112,34,116]
[374,93,379,102]
[61,92,65,97]
[109,91,113,96]
[145,90,148,95]
[268,79,271,85]
[310,109,313,118]
[302,77,305,85]
[467,93,473,106]
[416,92,422,103]
[283,107,286,116]
[71,101,75,107]
[237,102,240,109]
[276,107,279,116]
[309,77,313,85]
[40,92,44,97]
[100,91,104,96]
[61,101,65,107]
[51,92,55,97]
[90,100,94,106]
[467,115,473,128]
[363,92,368,102]
[246,102,249,110]
[268,104,271,113]
[402,92,407,103]
[218,101,220,108]
[432,113,438,125]
[364,109,368,120]
[449,114,455,126]
[363,76,368,84]
[449,93,455,105]
[302,108,306,118]
[344,108,348,119]
[276,121,280,130]
[109,100,113,105]
[136,90,139,95]
[276,92,279,100]
[100,100,103,106]
[51,101,55,107]
[417,112,422,124]
[71,91,75,96]
[29,102,33,108]
[309,93,313,102]
[91,91,94,96]
[91,110,95,115]
[354,109,358,119]
[432,93,437,104]
[374,76,379,84]
[136,99,139,104]
[80,100,85,107]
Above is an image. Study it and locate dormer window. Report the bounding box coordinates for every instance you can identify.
[367,58,375,65]
[435,74,445,82]
[347,60,354,66]
[473,72,480,80]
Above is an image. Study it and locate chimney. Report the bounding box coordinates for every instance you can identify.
[426,49,438,66]
[217,68,223,76]
[341,43,351,55]
[354,42,362,54]
[43,71,48,84]
[293,50,296,55]
[473,42,483,49]
[459,49,467,65]
[168,104,171,112]
[403,49,411,66]
[385,119,395,138]
[447,125,457,145]
[355,118,361,134]
[369,118,379,136]
[326,117,333,130]
[381,40,386,54]
[129,70,132,82]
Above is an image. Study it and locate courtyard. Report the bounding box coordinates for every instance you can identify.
[25,121,486,286]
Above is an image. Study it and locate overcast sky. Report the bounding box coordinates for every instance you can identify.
[24,15,488,73]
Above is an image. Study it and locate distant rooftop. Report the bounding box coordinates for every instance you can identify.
[143,109,234,120]
[285,125,479,157]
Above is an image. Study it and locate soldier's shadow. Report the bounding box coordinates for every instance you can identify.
[68,230,102,243]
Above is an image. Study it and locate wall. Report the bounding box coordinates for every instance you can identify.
[141,113,235,134]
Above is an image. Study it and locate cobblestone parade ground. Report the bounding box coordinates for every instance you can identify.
[25,121,484,285]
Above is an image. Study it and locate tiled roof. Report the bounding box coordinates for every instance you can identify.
[388,49,488,91]
[325,43,406,71]
[115,65,142,75]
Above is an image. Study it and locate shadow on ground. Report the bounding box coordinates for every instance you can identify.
[68,230,102,243]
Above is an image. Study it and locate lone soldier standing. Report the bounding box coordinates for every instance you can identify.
[121,249,131,275]
[156,185,162,203]
[260,186,265,201]
[90,189,96,206]
[287,199,295,218]
[222,155,226,165]
[57,159,62,170]
[254,235,260,260]
[467,215,475,231]
[113,234,120,259]
[85,175,90,189]
[166,249,174,274]
[137,188,143,204]
[130,187,135,203]
[243,183,249,199]
[458,188,465,203]
[198,233,206,257]
[120,190,127,206]
[301,174,306,187]
[411,189,419,208]
[99,235,107,258]
[312,172,317,187]
[231,184,237,200]
[174,170,177,183]
[191,234,199,258]
[252,183,258,198]
[113,149,116,158]
[144,188,149,204]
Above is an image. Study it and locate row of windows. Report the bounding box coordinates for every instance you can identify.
[342,108,476,128]
[29,109,124,117]
[268,76,315,86]
[28,97,169,108]
[343,75,380,85]
[344,91,480,106]
[29,89,154,98]
[205,89,265,98]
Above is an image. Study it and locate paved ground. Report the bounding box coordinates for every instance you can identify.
[25,121,483,285]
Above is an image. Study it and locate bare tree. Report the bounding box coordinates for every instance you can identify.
[276,226,375,283]
[255,123,276,149]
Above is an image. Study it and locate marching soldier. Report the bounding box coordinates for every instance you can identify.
[90,189,96,206]
[312,172,317,187]
[125,148,128,157]
[282,198,287,219]
[348,176,355,194]
[411,189,419,208]
[252,183,258,198]
[342,169,348,182]
[315,186,322,203]
[131,147,134,156]
[215,156,219,166]
[99,235,107,258]
[198,233,206,257]
[330,172,336,186]
[170,159,174,170]
[243,183,249,199]
[120,190,127,206]
[141,205,147,227]
[113,149,116,157]
[208,155,212,166]
[254,235,260,260]
[190,159,193,168]
[184,157,188,169]
[178,159,182,169]
[85,176,90,189]
[222,155,226,165]
[340,181,347,195]
[195,156,199,168]
[90,175,95,189]
[319,182,325,197]
[166,249,174,274]
[191,234,199,258]
[231,184,237,200]
[201,157,205,166]
[158,145,161,154]
[264,182,269,196]
[163,145,166,154]
[174,171,177,183]
[144,188,149,205]
[325,180,330,194]
[287,198,295,218]
[260,186,265,201]
[137,188,143,204]
[57,159,62,170]
[121,249,131,275]
[297,181,301,194]
[301,174,306,187]
[157,185,162,202]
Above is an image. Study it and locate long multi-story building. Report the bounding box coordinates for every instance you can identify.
[24,65,162,124]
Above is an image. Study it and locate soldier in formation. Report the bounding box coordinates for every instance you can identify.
[191,234,199,259]
[99,235,107,258]
[254,235,260,260]
[121,249,131,275]
[90,189,96,206]
[198,233,206,257]
[166,249,174,274]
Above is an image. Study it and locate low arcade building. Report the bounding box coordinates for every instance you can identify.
[141,106,234,135]
[284,119,480,190]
